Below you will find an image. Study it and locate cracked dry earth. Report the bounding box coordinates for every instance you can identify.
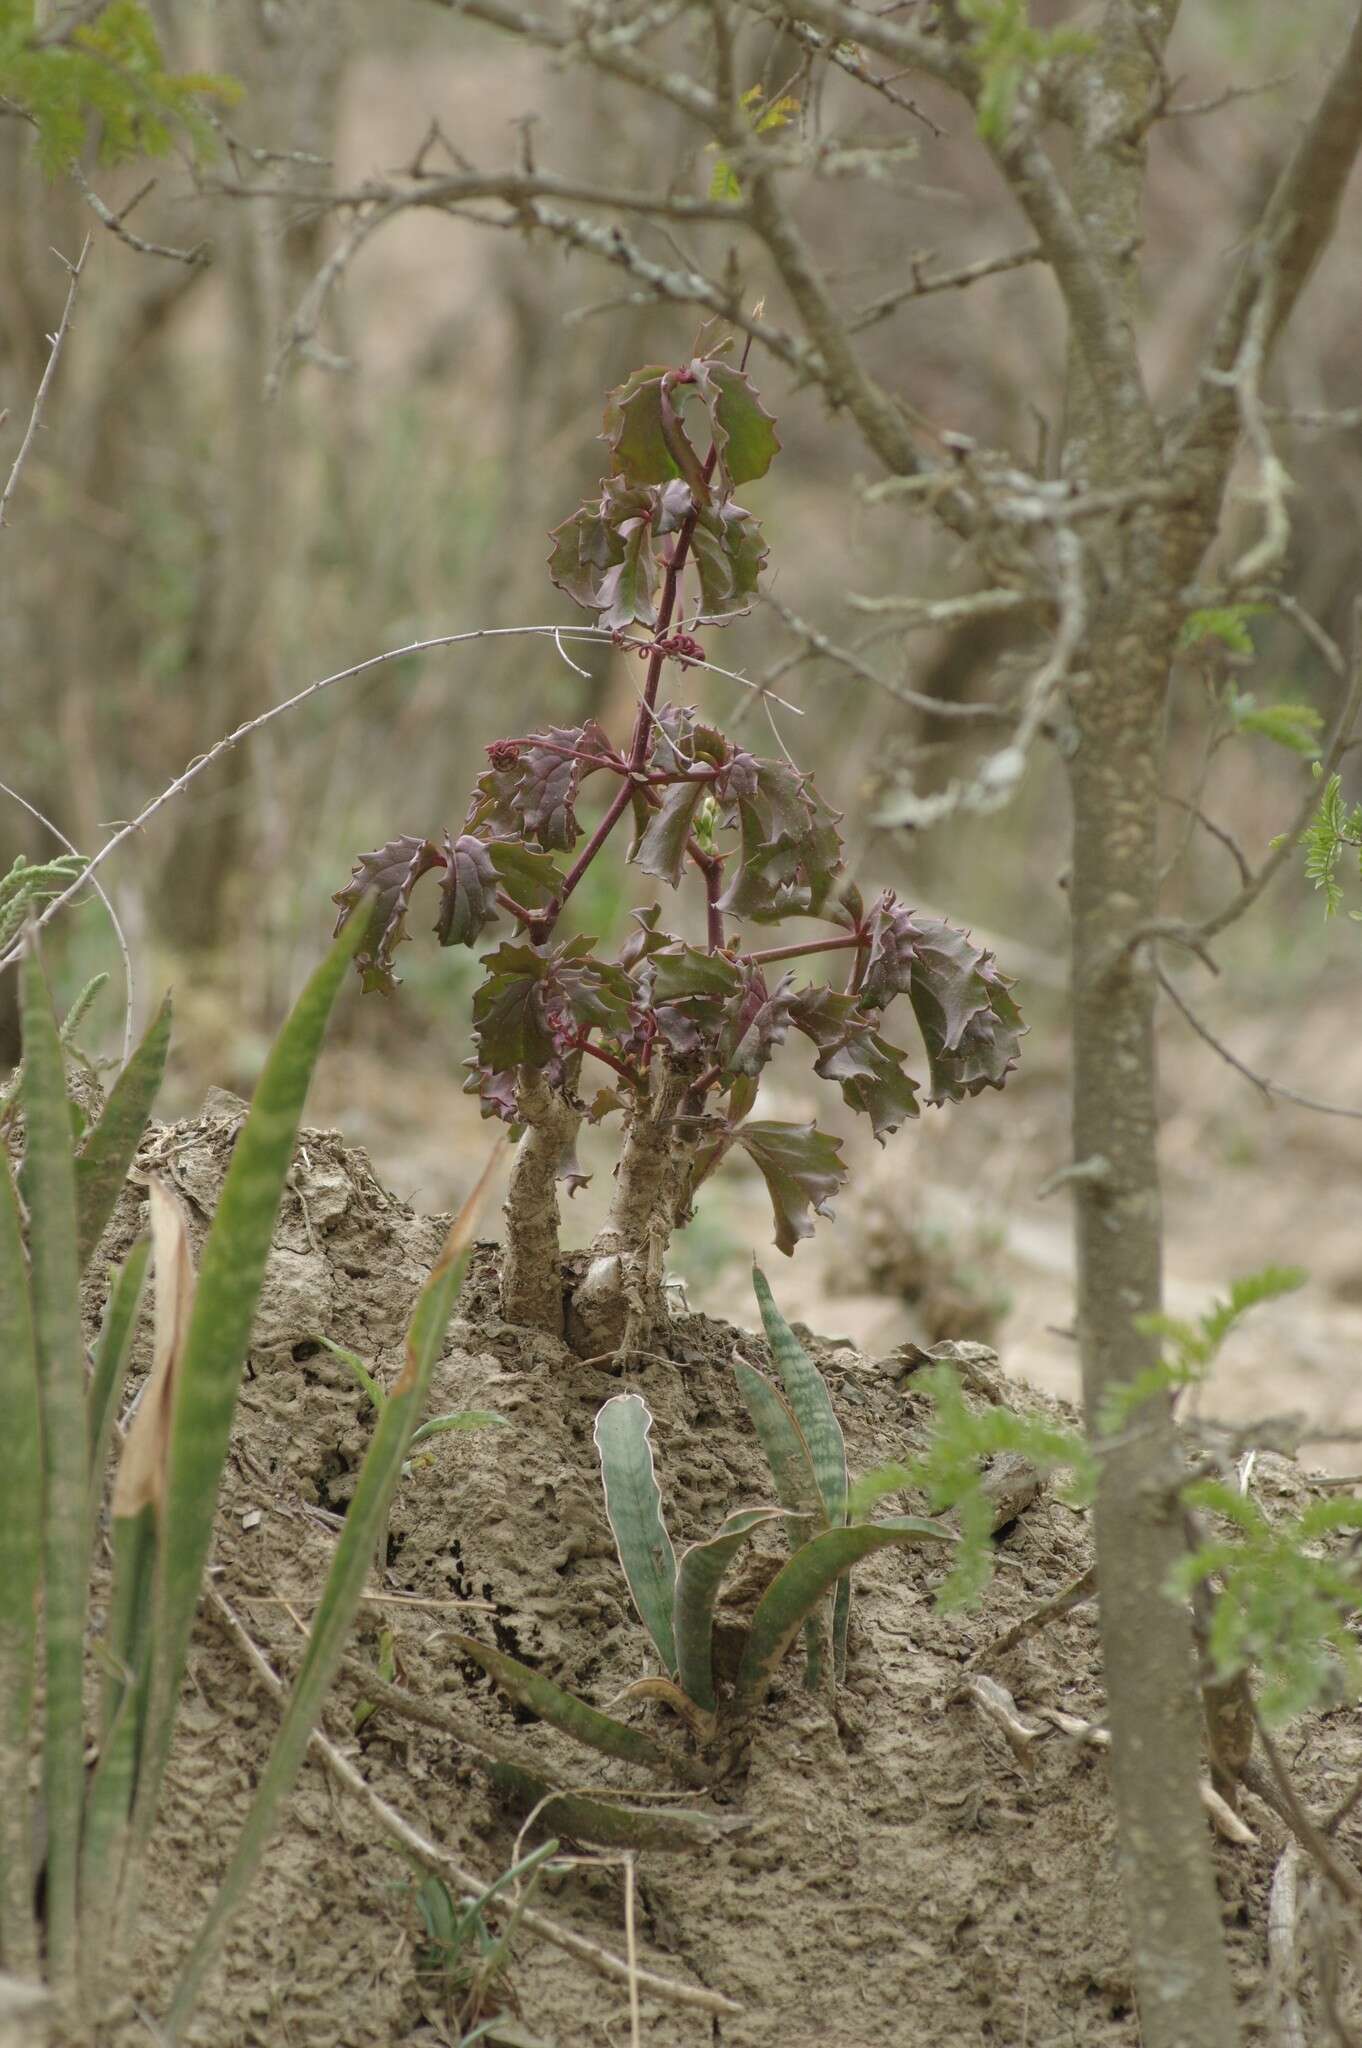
[85,1106,1362,2048]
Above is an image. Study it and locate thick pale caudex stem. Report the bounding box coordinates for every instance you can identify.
[500,1068,582,1335]
[570,1060,690,1358]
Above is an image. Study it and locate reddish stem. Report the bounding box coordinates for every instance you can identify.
[503,736,627,771]
[541,440,719,937]
[747,933,862,967]
[698,849,725,951]
[574,1036,640,1087]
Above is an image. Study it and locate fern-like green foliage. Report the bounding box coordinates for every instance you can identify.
[1171,1481,1362,1724]
[1299,767,1362,919]
[1226,690,1323,759]
[0,853,88,956]
[1178,604,1270,656]
[903,1364,1093,1609]
[958,0,1093,142]
[0,0,237,175]
[1102,1265,1307,1433]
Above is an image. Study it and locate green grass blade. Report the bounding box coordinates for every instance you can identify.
[449,1633,700,1782]
[75,993,171,1270]
[410,1409,508,1447]
[673,1508,788,1714]
[734,1517,955,1712]
[832,1572,852,1685]
[592,1395,677,1676]
[485,1762,737,1853]
[78,1505,157,1999]
[752,1264,847,1527]
[162,1145,500,2042]
[21,936,88,1993]
[0,1149,41,1978]
[115,921,363,1961]
[87,1240,151,1520]
[731,1358,821,1531]
[317,1333,384,1411]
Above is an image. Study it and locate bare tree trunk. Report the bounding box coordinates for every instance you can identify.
[569,1060,689,1357]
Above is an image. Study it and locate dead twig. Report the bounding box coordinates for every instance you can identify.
[0,235,90,530]
[208,1591,742,2018]
[1157,969,1362,1122]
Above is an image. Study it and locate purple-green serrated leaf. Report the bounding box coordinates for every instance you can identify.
[598,517,660,633]
[650,1002,712,1057]
[659,378,712,503]
[619,902,671,971]
[603,365,675,483]
[716,761,844,924]
[655,477,693,534]
[716,967,793,1079]
[486,841,565,911]
[465,760,524,841]
[736,1120,847,1256]
[471,943,553,1071]
[788,986,862,1051]
[919,954,1024,1103]
[515,722,614,851]
[858,891,921,1009]
[689,502,769,623]
[463,1063,520,1124]
[435,833,499,950]
[548,952,632,1037]
[902,914,993,1050]
[814,1025,921,1142]
[649,944,743,1002]
[332,835,443,994]
[546,500,625,613]
[633,780,708,887]
[691,358,781,490]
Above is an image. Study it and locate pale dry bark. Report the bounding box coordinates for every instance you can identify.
[500,1067,581,1334]
[569,1060,690,1357]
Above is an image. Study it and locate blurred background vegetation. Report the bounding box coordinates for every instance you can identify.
[4,0,1362,1426]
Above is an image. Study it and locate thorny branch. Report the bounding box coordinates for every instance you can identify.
[0,235,90,531]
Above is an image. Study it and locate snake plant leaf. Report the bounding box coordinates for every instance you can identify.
[674,1507,789,1714]
[752,1264,847,1528]
[731,1357,821,1531]
[112,914,365,1970]
[593,1394,678,1676]
[449,1633,705,1785]
[0,1148,41,1977]
[734,1517,956,1712]
[20,936,87,1991]
[486,1761,740,1853]
[615,1674,717,1746]
[74,991,171,1270]
[832,1574,852,1685]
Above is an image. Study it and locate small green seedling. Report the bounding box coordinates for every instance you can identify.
[453,1267,954,1763]
[318,1333,509,1448]
[411,1839,558,2048]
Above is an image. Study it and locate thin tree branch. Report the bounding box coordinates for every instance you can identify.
[68,164,209,266]
[422,0,721,125]
[1182,4,1362,468]
[765,595,1015,720]
[0,623,789,974]
[0,235,89,531]
[849,241,1043,332]
[1157,968,1362,1122]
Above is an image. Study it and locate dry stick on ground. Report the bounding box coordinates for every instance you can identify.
[208,1591,741,2019]
[0,234,90,530]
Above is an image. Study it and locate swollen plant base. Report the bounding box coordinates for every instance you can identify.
[81,1111,1362,2047]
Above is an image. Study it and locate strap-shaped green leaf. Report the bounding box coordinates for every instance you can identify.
[674,1507,788,1714]
[832,1573,852,1685]
[20,936,87,1992]
[112,917,364,1967]
[163,1142,499,2040]
[449,1632,704,1785]
[732,1357,821,1529]
[735,1517,955,1712]
[75,992,171,1270]
[593,1394,677,1675]
[752,1264,847,1528]
[486,1761,739,1853]
[0,1147,41,1977]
